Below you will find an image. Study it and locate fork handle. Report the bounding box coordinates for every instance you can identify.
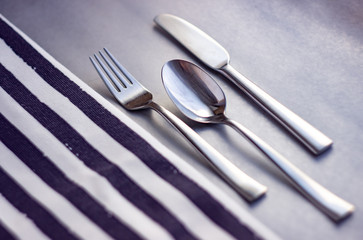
[148,101,267,201]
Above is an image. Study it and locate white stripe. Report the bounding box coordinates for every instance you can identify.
[1,14,280,239]
[0,193,50,240]
[0,142,112,240]
[0,40,235,240]
[0,89,172,240]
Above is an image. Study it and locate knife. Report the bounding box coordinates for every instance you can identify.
[154,13,333,155]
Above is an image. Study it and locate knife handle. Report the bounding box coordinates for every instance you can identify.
[220,64,333,155]
[148,101,267,201]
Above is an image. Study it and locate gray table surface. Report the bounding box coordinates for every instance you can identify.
[1,0,362,239]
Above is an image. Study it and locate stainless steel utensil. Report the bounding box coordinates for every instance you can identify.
[154,13,333,155]
[90,48,267,201]
[161,59,354,221]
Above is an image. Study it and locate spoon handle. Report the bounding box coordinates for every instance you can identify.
[148,101,267,201]
[219,64,332,155]
[225,118,354,221]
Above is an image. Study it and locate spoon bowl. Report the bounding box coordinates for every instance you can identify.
[161,59,354,221]
[162,60,226,123]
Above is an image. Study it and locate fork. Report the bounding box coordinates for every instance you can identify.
[90,48,267,201]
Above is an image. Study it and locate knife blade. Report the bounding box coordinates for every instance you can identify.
[154,13,333,155]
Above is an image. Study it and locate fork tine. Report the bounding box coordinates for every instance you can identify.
[93,53,126,91]
[99,51,129,88]
[104,48,135,85]
[90,56,119,96]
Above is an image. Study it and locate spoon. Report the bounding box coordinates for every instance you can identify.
[161,59,354,221]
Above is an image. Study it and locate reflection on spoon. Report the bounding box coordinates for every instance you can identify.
[161,59,354,221]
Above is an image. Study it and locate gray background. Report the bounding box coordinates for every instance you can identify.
[1,0,362,239]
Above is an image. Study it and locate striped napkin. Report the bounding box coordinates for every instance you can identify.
[0,15,280,240]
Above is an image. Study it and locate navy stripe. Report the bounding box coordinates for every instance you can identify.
[0,223,16,240]
[0,64,196,240]
[0,167,80,240]
[0,18,259,239]
[0,114,142,240]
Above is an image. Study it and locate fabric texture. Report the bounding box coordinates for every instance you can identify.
[0,14,279,240]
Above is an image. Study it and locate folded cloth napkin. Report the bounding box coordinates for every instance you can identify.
[0,14,280,240]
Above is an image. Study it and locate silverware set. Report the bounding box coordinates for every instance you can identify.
[90,14,354,221]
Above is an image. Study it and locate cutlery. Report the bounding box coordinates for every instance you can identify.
[154,13,333,155]
[161,59,354,221]
[90,48,267,201]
